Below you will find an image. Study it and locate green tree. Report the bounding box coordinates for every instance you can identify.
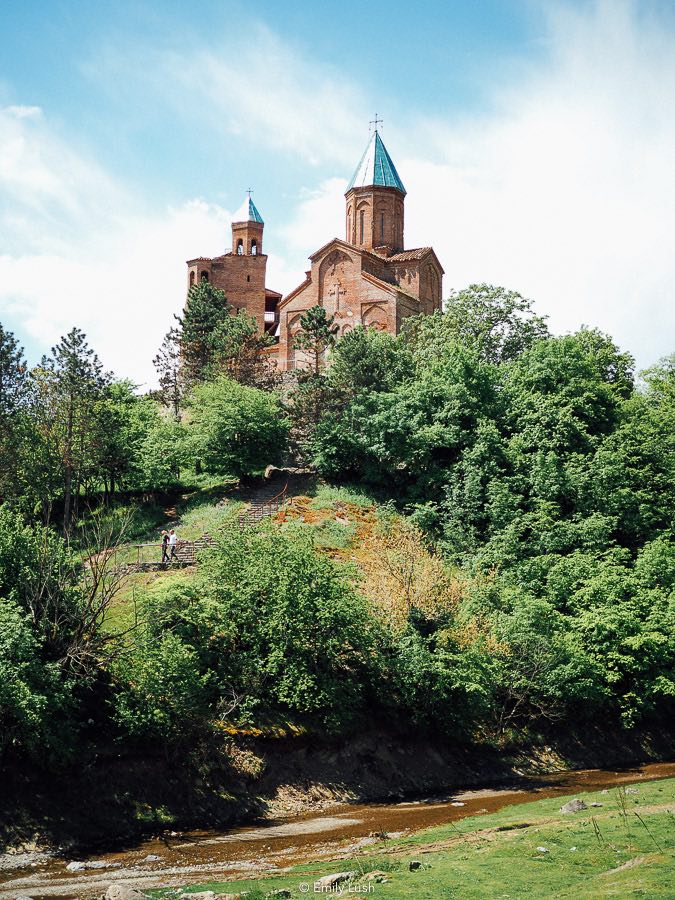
[491,596,603,734]
[292,305,339,376]
[0,598,73,760]
[111,631,210,745]
[0,324,29,503]
[641,353,675,403]
[90,382,159,497]
[327,326,412,395]
[0,505,127,759]
[0,504,123,675]
[153,326,183,419]
[502,331,634,516]
[187,376,289,478]
[31,329,109,529]
[208,309,278,390]
[132,524,379,731]
[0,322,28,418]
[138,417,188,489]
[176,281,232,386]
[403,284,549,365]
[311,341,499,496]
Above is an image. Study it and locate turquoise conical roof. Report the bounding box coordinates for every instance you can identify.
[233,195,264,224]
[347,131,406,195]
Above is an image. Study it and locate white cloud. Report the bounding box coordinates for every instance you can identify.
[86,24,367,168]
[0,104,124,249]
[418,1,675,367]
[5,105,42,119]
[0,199,232,386]
[276,178,347,275]
[275,1,675,369]
[0,102,233,384]
[1,0,674,386]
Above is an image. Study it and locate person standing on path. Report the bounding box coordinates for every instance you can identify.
[161,530,170,564]
[169,529,179,562]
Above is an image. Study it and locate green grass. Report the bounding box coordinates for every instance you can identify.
[104,567,191,634]
[310,482,385,509]
[166,777,675,899]
[282,517,356,550]
[100,479,241,630]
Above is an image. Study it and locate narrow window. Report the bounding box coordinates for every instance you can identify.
[359,210,364,244]
[251,239,257,256]
[380,212,384,242]
[247,275,250,282]
[200,270,209,282]
[237,239,244,255]
[189,271,195,286]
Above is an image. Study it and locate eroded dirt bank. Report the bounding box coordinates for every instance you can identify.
[2,721,673,858]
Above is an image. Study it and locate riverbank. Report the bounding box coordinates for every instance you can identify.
[181,773,675,900]
[2,767,673,898]
[2,722,674,856]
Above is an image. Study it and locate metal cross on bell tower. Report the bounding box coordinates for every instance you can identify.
[369,113,383,133]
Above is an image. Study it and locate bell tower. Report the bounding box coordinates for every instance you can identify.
[345,121,406,254]
[231,191,264,256]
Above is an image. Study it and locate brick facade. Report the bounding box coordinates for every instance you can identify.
[185,133,443,367]
[186,200,281,336]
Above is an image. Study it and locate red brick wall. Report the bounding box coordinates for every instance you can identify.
[210,254,267,331]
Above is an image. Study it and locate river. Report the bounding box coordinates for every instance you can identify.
[2,760,674,898]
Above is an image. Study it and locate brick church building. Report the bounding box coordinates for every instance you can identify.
[186,129,444,370]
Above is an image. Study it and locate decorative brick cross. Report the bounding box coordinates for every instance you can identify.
[328,282,346,309]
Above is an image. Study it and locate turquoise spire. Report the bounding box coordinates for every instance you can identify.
[233,194,264,224]
[347,131,406,195]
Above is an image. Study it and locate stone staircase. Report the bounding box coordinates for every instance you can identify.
[120,471,315,571]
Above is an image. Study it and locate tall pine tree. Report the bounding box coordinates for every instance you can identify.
[0,323,28,502]
[292,305,339,376]
[33,329,109,529]
[153,326,183,419]
[175,282,231,387]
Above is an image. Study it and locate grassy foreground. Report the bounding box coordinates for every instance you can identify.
[171,777,675,899]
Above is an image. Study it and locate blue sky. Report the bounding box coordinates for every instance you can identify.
[1,0,674,385]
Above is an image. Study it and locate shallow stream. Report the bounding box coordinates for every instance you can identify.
[3,760,674,898]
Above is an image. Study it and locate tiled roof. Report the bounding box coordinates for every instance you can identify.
[387,247,433,261]
[232,195,264,224]
[347,132,406,194]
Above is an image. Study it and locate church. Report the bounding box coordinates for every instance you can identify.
[186,128,444,371]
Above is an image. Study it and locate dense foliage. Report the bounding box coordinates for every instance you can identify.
[0,283,673,770]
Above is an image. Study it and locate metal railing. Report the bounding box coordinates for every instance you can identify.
[238,481,288,526]
[111,482,290,571]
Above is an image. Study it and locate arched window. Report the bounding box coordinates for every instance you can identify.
[347,211,351,240]
[359,210,364,244]
[251,239,257,256]
[189,271,195,286]
[200,270,209,282]
[380,212,385,242]
[237,239,244,255]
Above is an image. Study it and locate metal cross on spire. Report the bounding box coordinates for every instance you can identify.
[246,187,254,198]
[369,113,383,133]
